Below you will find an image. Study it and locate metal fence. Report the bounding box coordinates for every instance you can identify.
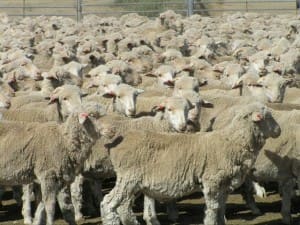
[0,0,299,21]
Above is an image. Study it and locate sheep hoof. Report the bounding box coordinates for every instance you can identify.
[75,213,84,222]
[24,217,33,225]
[145,218,161,225]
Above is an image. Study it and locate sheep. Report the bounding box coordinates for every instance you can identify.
[239,110,300,225]
[232,73,291,103]
[101,102,281,225]
[106,59,142,86]
[0,110,114,225]
[61,61,88,78]
[85,83,144,118]
[71,95,194,221]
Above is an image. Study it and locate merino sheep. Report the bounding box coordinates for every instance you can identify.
[101,102,281,225]
[71,95,194,220]
[85,83,144,117]
[241,110,300,224]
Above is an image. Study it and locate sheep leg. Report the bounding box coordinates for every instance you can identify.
[57,185,76,225]
[70,174,84,221]
[117,198,140,225]
[143,195,160,225]
[40,172,58,225]
[166,200,179,222]
[241,180,262,215]
[203,184,227,225]
[22,184,34,224]
[33,186,46,225]
[101,179,135,225]
[280,179,295,225]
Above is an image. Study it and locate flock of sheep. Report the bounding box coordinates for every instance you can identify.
[0,8,299,225]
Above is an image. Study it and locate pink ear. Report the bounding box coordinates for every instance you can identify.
[152,105,165,112]
[252,112,263,122]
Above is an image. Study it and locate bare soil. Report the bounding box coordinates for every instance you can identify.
[1,186,300,225]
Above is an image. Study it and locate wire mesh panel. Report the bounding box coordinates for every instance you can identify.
[81,0,189,18]
[0,0,298,20]
[0,0,77,19]
[193,0,297,16]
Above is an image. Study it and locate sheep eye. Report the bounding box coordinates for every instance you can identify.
[168,108,172,111]
[63,97,67,100]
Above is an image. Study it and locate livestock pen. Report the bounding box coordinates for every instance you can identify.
[0,1,299,225]
[0,0,299,21]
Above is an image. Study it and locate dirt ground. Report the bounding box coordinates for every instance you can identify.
[1,186,300,225]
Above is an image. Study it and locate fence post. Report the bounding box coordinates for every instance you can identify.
[187,0,194,16]
[297,0,300,14]
[23,0,25,18]
[76,0,82,22]
[246,0,248,12]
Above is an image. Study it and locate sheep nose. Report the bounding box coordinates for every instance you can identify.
[179,124,187,132]
[5,101,11,108]
[126,109,136,117]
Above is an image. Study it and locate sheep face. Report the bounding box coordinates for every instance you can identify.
[252,109,281,139]
[221,64,245,88]
[146,65,176,88]
[97,74,122,94]
[49,85,83,120]
[160,97,190,132]
[248,55,270,76]
[257,74,290,103]
[0,92,10,109]
[104,84,144,117]
[174,76,200,93]
[243,104,281,140]
[21,62,42,81]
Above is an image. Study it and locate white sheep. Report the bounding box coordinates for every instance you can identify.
[0,110,113,225]
[101,102,281,225]
[240,110,300,224]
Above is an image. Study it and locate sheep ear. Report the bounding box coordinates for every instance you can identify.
[151,105,165,112]
[78,112,89,124]
[199,79,208,87]
[102,91,116,98]
[135,89,144,95]
[80,91,89,98]
[47,96,58,104]
[283,78,293,86]
[52,87,63,95]
[232,79,243,89]
[201,100,214,108]
[252,112,264,122]
[81,63,88,68]
[145,72,157,77]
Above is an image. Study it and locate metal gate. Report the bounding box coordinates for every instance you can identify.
[0,0,298,21]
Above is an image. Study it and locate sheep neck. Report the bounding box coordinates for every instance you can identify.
[227,117,267,155]
[62,115,97,173]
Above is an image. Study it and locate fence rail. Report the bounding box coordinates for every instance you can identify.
[0,0,299,21]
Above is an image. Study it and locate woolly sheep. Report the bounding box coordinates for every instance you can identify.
[85,83,144,118]
[233,72,291,103]
[0,110,113,225]
[101,102,281,225]
[71,95,194,221]
[242,110,300,224]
